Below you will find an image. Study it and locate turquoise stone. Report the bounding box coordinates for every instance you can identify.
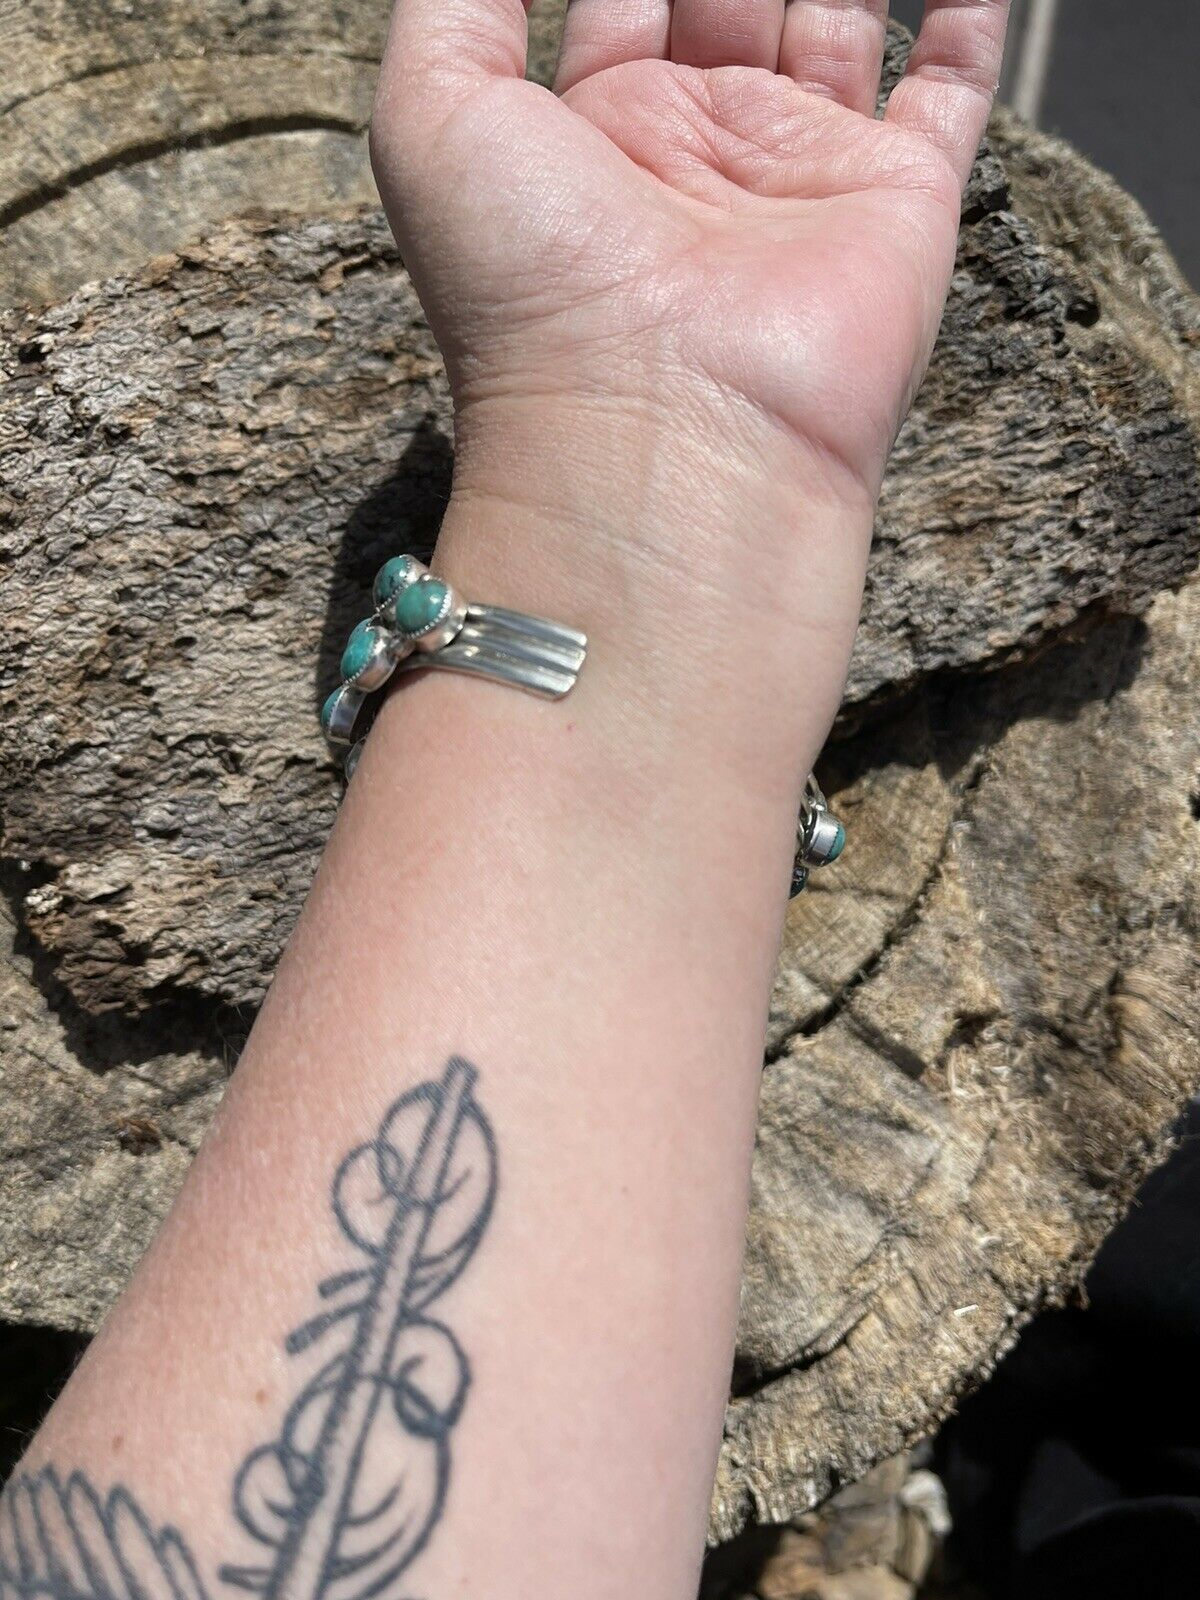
[395,577,448,635]
[320,688,343,735]
[826,822,846,864]
[340,619,382,683]
[373,555,416,609]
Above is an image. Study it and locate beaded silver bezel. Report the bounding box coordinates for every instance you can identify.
[323,684,366,746]
[375,555,429,625]
[409,583,469,653]
[344,626,400,693]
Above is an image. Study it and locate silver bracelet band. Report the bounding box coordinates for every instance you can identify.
[321,552,843,892]
[321,556,588,774]
[395,603,587,700]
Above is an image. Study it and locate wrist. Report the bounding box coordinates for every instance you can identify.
[443,384,875,654]
[433,387,874,787]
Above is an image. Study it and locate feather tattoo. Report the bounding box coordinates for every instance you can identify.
[0,1469,208,1600]
[0,1059,497,1600]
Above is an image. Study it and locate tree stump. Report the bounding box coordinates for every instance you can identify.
[0,0,565,309]
[2,18,1200,1547]
[701,1452,961,1600]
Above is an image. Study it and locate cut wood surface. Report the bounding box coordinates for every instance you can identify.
[3,14,1200,1545]
[0,0,565,309]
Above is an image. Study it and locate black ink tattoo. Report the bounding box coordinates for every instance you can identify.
[0,1059,497,1600]
[0,1467,209,1600]
[224,1057,496,1600]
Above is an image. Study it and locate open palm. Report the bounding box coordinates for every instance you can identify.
[373,0,1009,505]
[371,0,1009,727]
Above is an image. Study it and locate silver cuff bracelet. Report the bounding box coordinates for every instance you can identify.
[395,603,588,700]
[792,776,846,897]
[321,556,588,773]
[321,553,843,893]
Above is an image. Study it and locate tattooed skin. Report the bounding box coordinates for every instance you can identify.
[0,1059,497,1600]
[0,1472,208,1600]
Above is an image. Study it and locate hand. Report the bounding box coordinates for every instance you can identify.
[370,1,1010,740]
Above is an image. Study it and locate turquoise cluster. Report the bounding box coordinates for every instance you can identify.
[321,555,458,765]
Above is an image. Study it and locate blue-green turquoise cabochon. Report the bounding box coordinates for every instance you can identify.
[395,578,449,636]
[373,555,419,609]
[340,619,384,683]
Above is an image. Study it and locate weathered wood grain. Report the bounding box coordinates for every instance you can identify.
[0,881,227,1333]
[2,148,1197,1012]
[2,16,1200,1547]
[0,0,567,308]
[721,576,1200,1535]
[702,1454,950,1600]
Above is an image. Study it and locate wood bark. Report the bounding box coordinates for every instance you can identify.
[2,14,1200,1547]
[701,1453,960,1600]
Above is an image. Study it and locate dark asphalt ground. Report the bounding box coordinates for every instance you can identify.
[893,0,1198,286]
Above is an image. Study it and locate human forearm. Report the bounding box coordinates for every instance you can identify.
[11,433,859,1600]
[5,0,1014,1581]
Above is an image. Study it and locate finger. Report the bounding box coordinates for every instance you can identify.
[379,0,530,100]
[669,0,787,71]
[884,0,1011,187]
[779,1,890,116]
[555,0,673,94]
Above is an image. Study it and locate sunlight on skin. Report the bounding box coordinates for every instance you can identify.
[11,12,1014,1600]
[373,0,1011,716]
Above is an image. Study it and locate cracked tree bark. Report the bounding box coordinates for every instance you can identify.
[2,8,1200,1548]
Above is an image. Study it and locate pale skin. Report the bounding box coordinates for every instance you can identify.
[10,4,1010,1599]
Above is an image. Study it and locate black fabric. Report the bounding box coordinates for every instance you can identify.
[937,1105,1200,1598]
